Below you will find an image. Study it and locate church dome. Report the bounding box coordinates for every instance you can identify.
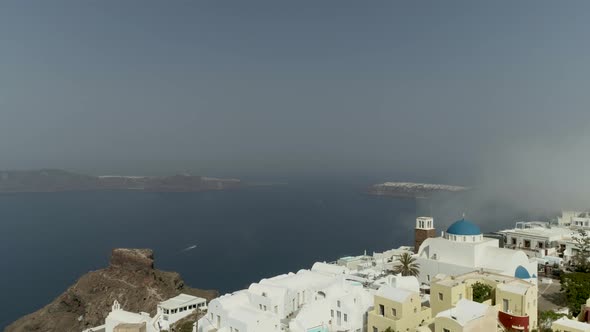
[515,265,531,279]
[446,219,482,236]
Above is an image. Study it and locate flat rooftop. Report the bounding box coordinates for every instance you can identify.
[159,293,206,309]
[433,270,533,289]
[498,226,572,238]
[553,317,590,330]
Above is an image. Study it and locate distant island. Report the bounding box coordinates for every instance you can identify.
[0,169,241,193]
[367,181,468,198]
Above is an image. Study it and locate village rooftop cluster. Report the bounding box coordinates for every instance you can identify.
[85,211,590,332]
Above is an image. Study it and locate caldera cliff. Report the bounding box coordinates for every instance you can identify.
[5,248,218,332]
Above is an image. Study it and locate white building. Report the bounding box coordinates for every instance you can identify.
[84,294,205,332]
[156,294,206,330]
[434,299,498,332]
[499,215,590,264]
[552,317,590,332]
[416,218,538,284]
[83,300,157,332]
[499,222,572,258]
[558,211,590,228]
[198,266,376,332]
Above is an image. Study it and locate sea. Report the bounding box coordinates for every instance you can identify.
[0,179,531,329]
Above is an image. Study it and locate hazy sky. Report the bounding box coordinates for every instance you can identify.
[2,1,590,184]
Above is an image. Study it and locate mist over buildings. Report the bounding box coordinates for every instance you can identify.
[2,1,590,213]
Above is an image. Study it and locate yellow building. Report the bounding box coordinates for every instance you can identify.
[552,317,590,332]
[430,271,537,331]
[367,285,431,332]
[435,299,498,332]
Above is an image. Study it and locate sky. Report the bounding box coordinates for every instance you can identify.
[2,1,590,194]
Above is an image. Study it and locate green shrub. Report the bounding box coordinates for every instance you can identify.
[472,282,493,303]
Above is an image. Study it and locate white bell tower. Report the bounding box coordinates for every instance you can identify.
[112,300,121,312]
[414,216,436,253]
[416,216,434,230]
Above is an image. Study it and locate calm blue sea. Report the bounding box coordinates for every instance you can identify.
[0,182,421,329]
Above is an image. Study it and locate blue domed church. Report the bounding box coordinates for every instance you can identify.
[414,217,537,284]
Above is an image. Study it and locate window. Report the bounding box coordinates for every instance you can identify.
[259,304,263,310]
[538,242,544,249]
[512,238,517,245]
[373,327,378,332]
[427,275,430,281]
[524,240,531,248]
[337,300,341,308]
[274,306,278,313]
[443,329,450,332]
[392,308,397,316]
[438,293,443,301]
[344,314,348,322]
[379,304,385,316]
[458,293,462,300]
[503,299,509,312]
[331,309,334,317]
[414,307,417,313]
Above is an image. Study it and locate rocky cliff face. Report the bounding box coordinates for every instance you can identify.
[5,249,218,332]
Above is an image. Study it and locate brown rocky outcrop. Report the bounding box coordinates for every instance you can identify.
[109,249,155,271]
[5,249,217,332]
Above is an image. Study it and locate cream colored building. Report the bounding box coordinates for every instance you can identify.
[552,317,590,332]
[430,271,537,331]
[434,299,498,332]
[367,285,431,332]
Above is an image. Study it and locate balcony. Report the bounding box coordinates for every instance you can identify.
[498,311,530,332]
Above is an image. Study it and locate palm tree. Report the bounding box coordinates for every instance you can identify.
[393,252,420,277]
